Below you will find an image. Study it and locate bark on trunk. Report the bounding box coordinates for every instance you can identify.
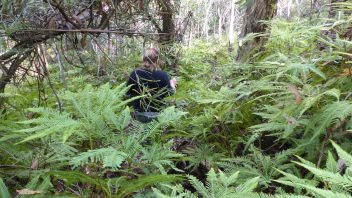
[157,0,176,44]
[203,0,213,42]
[228,0,236,52]
[237,0,278,61]
[218,7,222,41]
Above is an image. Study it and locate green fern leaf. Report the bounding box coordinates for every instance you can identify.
[70,147,127,169]
[0,178,10,198]
[331,140,352,167]
[235,176,260,193]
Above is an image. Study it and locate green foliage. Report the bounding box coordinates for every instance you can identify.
[265,20,320,56]
[0,81,188,196]
[49,170,183,197]
[70,147,127,169]
[219,147,298,189]
[275,141,352,198]
[11,83,136,144]
[153,168,260,198]
[0,178,10,198]
[141,141,184,174]
[1,3,352,197]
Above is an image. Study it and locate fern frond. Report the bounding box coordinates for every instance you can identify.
[115,174,184,198]
[235,176,260,193]
[298,183,352,198]
[157,106,188,125]
[0,178,10,198]
[70,147,126,169]
[188,175,209,197]
[298,88,341,118]
[331,140,352,167]
[49,170,109,194]
[16,108,79,143]
[141,142,184,174]
[293,156,352,188]
[306,101,352,143]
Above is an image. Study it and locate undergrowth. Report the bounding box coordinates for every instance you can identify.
[1,3,352,197]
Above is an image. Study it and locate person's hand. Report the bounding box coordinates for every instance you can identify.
[170,77,177,89]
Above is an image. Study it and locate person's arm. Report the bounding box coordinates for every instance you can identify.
[157,71,176,97]
[170,77,177,93]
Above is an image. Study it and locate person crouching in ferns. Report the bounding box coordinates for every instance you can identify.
[126,48,177,123]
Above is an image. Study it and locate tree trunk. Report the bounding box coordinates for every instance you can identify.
[228,0,235,52]
[237,0,278,61]
[218,7,222,41]
[295,0,302,18]
[157,0,176,44]
[203,0,213,42]
[287,0,292,19]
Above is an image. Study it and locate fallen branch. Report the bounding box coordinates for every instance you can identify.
[14,28,172,35]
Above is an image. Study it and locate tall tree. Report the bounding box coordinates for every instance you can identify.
[237,0,278,61]
[203,0,214,41]
[156,0,177,44]
[228,0,236,52]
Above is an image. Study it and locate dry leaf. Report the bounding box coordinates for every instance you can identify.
[30,159,39,169]
[16,189,42,195]
[288,85,302,105]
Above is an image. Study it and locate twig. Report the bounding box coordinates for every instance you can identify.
[91,36,114,64]
[54,44,67,90]
[36,51,63,112]
[63,183,81,196]
[43,0,81,29]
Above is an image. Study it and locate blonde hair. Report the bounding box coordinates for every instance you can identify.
[142,48,159,72]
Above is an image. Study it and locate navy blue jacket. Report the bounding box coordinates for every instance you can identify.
[127,69,174,112]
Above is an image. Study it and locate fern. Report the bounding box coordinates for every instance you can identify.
[16,108,79,143]
[153,168,260,198]
[277,141,352,197]
[115,174,184,198]
[11,83,139,144]
[218,147,297,186]
[0,178,10,198]
[185,144,226,169]
[331,140,352,167]
[70,147,127,169]
[129,106,187,142]
[141,142,184,174]
[305,101,352,143]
